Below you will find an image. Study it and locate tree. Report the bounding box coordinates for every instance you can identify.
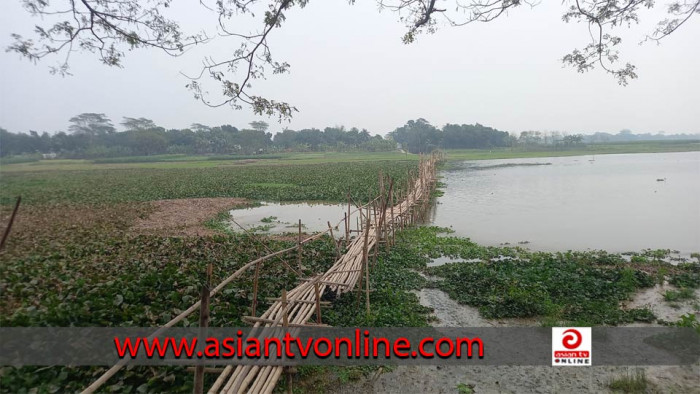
[249,121,270,133]
[562,134,585,146]
[68,113,115,136]
[519,131,543,146]
[389,119,441,154]
[190,123,211,133]
[442,123,509,149]
[126,129,168,155]
[8,1,698,120]
[121,117,157,131]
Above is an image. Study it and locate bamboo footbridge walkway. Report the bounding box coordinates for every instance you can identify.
[82,152,442,394]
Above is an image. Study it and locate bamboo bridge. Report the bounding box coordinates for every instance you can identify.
[82,152,442,394]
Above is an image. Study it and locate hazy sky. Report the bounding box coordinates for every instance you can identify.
[1,1,698,136]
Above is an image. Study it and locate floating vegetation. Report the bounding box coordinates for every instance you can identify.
[0,161,416,205]
[393,226,699,326]
[0,203,340,392]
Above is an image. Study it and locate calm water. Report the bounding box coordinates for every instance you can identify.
[430,151,700,256]
[228,202,359,235]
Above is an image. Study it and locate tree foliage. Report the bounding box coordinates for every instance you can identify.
[0,114,396,157]
[8,1,698,119]
[249,121,270,132]
[67,113,115,136]
[389,119,512,153]
[121,117,157,131]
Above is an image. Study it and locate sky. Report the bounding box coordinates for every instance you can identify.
[1,1,699,136]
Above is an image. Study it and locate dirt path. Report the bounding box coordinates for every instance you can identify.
[131,197,249,236]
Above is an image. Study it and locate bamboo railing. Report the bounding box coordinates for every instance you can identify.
[81,152,442,394]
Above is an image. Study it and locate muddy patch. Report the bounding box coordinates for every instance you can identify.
[132,197,249,236]
[416,288,539,327]
[623,283,700,324]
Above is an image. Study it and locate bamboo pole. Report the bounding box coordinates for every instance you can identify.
[281,290,293,394]
[389,181,395,247]
[347,190,351,240]
[364,220,371,315]
[327,221,341,260]
[0,196,21,252]
[313,282,322,325]
[344,212,349,245]
[297,219,302,271]
[251,261,261,317]
[194,263,213,394]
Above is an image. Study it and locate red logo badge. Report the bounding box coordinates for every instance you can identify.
[552,327,591,366]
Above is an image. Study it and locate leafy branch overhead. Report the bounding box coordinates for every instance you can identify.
[8,0,699,118]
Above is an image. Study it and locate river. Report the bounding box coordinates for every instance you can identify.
[429,151,700,256]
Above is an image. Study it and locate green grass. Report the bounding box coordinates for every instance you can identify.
[456,383,475,394]
[608,370,649,393]
[0,154,41,165]
[669,262,700,288]
[0,160,416,205]
[663,288,696,302]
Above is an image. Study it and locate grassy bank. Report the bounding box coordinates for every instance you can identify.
[443,140,700,161]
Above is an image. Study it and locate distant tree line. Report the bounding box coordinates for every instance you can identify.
[387,120,699,154]
[0,113,396,158]
[388,119,512,153]
[583,129,700,143]
[3,115,696,158]
[509,129,699,149]
[388,119,591,153]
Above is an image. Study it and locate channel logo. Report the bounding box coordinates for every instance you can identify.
[552,327,592,366]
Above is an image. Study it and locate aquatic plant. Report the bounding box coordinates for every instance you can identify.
[392,227,681,326]
[0,160,416,205]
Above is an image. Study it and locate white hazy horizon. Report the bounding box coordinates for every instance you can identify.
[1,1,699,136]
